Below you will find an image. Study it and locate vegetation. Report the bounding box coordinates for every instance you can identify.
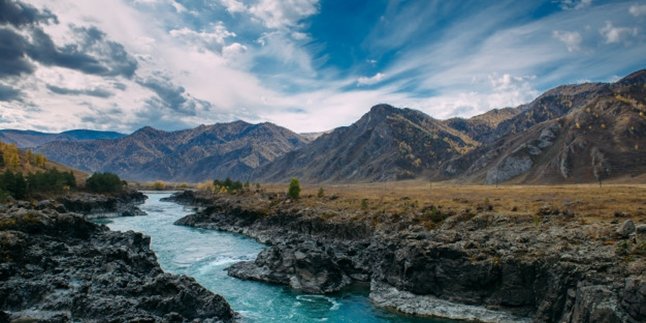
[317,187,325,198]
[85,172,125,193]
[287,178,301,199]
[213,178,245,194]
[0,169,76,200]
[250,181,646,227]
[0,142,47,171]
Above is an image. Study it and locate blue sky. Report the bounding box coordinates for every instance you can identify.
[0,0,645,133]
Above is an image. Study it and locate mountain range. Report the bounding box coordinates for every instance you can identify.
[34,121,309,182]
[4,69,645,184]
[0,129,125,148]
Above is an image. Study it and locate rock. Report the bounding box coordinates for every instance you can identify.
[617,220,636,238]
[58,190,148,219]
[369,280,531,323]
[227,240,352,294]
[174,192,642,323]
[0,208,234,322]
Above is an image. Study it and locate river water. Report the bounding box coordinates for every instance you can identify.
[101,192,448,322]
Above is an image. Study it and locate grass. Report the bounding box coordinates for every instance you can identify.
[256,180,646,223]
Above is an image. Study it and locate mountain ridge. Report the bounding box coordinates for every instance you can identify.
[34,121,309,182]
[20,69,646,184]
[0,129,126,148]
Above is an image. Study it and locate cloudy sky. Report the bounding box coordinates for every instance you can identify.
[0,0,645,133]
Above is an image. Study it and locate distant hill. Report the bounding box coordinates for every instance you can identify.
[35,121,309,182]
[256,104,477,183]
[0,129,125,148]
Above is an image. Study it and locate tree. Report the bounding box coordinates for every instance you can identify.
[85,172,125,193]
[287,178,301,199]
[1,171,27,199]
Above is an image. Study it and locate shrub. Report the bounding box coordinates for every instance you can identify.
[361,198,369,210]
[317,187,325,198]
[287,178,300,199]
[152,181,167,190]
[214,178,244,194]
[85,172,124,193]
[424,206,447,223]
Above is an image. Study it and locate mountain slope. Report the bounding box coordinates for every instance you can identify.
[0,141,87,181]
[443,69,646,184]
[35,121,308,182]
[257,104,478,183]
[0,129,125,148]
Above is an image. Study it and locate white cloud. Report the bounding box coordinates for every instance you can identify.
[357,73,386,86]
[552,30,583,51]
[249,0,319,30]
[291,31,309,40]
[599,21,638,44]
[220,0,246,14]
[629,4,646,16]
[169,22,236,49]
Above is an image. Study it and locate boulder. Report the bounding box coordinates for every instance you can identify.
[617,220,636,238]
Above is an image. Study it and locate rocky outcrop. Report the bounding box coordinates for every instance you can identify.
[57,190,147,218]
[171,191,646,323]
[0,206,235,322]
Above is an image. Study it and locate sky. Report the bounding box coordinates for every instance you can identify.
[0,0,645,134]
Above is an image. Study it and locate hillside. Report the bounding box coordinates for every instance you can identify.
[0,129,125,148]
[0,142,87,182]
[35,121,309,182]
[257,104,477,183]
[441,69,646,184]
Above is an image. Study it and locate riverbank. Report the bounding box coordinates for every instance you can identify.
[0,192,235,322]
[170,189,646,322]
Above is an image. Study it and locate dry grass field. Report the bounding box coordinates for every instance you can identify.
[258,181,646,223]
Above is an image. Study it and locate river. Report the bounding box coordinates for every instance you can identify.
[100,192,449,322]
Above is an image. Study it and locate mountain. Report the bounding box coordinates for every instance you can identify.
[0,129,125,148]
[35,121,308,182]
[256,104,477,183]
[441,69,646,184]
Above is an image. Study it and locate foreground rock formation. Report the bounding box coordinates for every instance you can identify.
[0,200,235,322]
[171,190,646,323]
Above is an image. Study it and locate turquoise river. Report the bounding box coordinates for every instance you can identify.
[101,192,452,322]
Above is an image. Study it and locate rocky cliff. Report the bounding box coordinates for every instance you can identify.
[0,202,235,322]
[171,190,646,323]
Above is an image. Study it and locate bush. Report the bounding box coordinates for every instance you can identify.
[152,181,167,190]
[287,178,300,199]
[85,172,124,193]
[214,178,244,194]
[361,198,369,210]
[317,187,325,198]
